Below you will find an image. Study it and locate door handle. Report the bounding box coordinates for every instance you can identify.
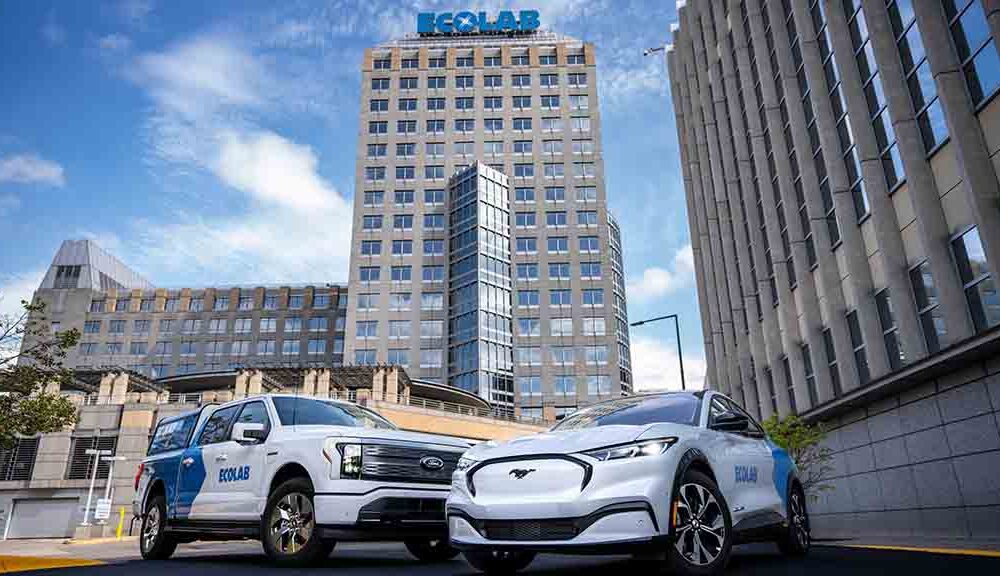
[215,454,228,462]
[182,457,194,467]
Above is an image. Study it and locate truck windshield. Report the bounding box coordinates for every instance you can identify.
[552,393,701,430]
[272,397,396,429]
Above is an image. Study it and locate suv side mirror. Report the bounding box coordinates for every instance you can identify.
[232,422,266,444]
[712,412,750,433]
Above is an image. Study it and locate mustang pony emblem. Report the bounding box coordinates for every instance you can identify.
[508,468,536,479]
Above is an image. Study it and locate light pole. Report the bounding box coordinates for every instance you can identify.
[631,314,686,391]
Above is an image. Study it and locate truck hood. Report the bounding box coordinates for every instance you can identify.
[289,425,471,451]
[464,424,689,460]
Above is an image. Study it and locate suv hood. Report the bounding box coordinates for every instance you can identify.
[289,425,470,451]
[465,425,670,460]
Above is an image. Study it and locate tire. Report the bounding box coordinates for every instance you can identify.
[140,494,177,560]
[666,469,733,576]
[405,538,460,562]
[463,549,536,574]
[777,483,810,557]
[261,478,332,567]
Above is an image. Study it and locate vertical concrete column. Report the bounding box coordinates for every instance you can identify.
[668,44,720,398]
[913,0,1000,286]
[385,368,400,400]
[30,432,72,482]
[701,1,757,401]
[685,2,734,395]
[372,368,385,400]
[98,373,114,402]
[769,0,889,386]
[234,370,248,399]
[247,370,263,396]
[110,372,129,405]
[315,369,332,398]
[676,11,725,391]
[819,0,926,362]
[301,369,316,397]
[985,0,1000,52]
[860,0,975,345]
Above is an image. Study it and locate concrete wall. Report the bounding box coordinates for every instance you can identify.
[810,364,1000,540]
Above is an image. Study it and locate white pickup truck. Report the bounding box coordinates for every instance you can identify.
[133,394,470,566]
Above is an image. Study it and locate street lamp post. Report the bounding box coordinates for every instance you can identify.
[631,313,686,391]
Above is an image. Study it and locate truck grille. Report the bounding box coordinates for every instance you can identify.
[361,444,460,485]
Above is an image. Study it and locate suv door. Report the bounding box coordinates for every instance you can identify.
[705,396,771,526]
[177,404,239,519]
[217,400,272,520]
[727,401,784,518]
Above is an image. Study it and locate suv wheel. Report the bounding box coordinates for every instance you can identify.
[405,538,459,562]
[261,478,333,566]
[666,469,732,576]
[140,494,177,560]
[777,484,810,556]
[463,549,536,574]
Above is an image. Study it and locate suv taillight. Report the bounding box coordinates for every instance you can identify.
[134,463,144,491]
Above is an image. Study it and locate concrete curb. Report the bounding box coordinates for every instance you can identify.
[816,543,1000,558]
[64,536,137,546]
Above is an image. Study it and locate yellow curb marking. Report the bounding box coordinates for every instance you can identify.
[830,544,1000,558]
[0,556,104,573]
[66,536,136,546]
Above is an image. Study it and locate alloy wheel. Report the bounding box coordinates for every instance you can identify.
[142,505,160,552]
[673,482,726,566]
[790,491,809,548]
[268,492,315,555]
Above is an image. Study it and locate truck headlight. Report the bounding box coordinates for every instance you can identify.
[338,443,363,479]
[582,438,678,462]
[456,456,477,472]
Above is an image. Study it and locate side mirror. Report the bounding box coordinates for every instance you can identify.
[232,422,266,444]
[712,412,750,433]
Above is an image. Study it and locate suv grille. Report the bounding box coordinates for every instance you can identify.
[361,444,460,485]
[480,519,579,541]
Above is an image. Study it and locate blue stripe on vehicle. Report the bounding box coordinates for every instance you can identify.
[766,439,794,508]
[173,446,206,518]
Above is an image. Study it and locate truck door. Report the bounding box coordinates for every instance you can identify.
[217,400,272,520]
[176,404,240,519]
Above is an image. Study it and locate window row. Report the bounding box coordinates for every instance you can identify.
[371,73,589,91]
[77,316,338,336]
[367,139,595,159]
[370,94,590,112]
[89,292,338,313]
[79,338,342,357]
[367,116,592,135]
[372,52,585,70]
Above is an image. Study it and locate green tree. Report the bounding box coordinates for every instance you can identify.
[0,297,80,449]
[762,414,834,495]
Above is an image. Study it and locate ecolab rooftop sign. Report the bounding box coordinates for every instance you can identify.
[417,10,541,35]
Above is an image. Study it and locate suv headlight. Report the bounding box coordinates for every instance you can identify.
[582,438,678,462]
[456,456,477,472]
[338,443,363,479]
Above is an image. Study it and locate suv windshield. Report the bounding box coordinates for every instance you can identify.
[553,393,701,430]
[272,397,396,429]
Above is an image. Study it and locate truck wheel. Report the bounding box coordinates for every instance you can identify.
[666,469,732,576]
[261,478,331,567]
[777,484,810,556]
[405,538,459,562]
[463,549,536,574]
[140,494,177,560]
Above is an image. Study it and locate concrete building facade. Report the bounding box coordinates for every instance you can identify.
[345,23,633,419]
[669,0,1000,540]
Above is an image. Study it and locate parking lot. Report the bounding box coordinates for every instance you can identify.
[5,540,1000,575]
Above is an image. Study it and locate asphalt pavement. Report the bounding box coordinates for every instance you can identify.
[8,540,1000,575]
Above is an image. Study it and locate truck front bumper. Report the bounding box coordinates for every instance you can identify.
[314,485,451,541]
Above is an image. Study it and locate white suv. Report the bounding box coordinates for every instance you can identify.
[448,391,809,575]
[134,394,469,566]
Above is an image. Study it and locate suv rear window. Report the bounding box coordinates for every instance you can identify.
[148,414,198,455]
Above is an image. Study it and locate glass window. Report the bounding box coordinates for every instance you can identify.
[196,405,240,445]
[953,227,1000,331]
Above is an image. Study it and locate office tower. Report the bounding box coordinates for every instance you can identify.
[346,15,633,418]
[669,0,1000,539]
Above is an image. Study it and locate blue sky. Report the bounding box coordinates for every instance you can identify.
[0,0,704,390]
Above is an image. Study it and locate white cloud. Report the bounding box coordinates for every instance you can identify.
[0,154,66,187]
[118,0,155,28]
[98,33,132,54]
[631,336,707,392]
[41,10,66,46]
[0,269,44,321]
[627,243,695,302]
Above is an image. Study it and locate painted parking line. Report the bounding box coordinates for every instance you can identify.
[0,556,104,573]
[820,544,1000,558]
